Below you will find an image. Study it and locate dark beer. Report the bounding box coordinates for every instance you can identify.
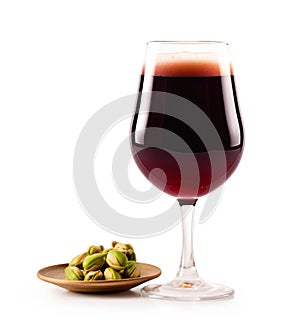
[131,56,244,198]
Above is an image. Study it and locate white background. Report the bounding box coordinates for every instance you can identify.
[1,0,300,325]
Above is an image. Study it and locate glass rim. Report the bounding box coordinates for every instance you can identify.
[146,40,229,45]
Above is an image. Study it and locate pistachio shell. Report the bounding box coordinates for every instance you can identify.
[64,266,84,280]
[102,248,112,255]
[87,245,104,255]
[113,242,135,253]
[126,249,136,261]
[69,252,88,268]
[82,253,106,271]
[84,270,103,281]
[106,250,128,270]
[125,243,134,251]
[104,267,121,280]
[113,242,128,253]
[123,261,141,278]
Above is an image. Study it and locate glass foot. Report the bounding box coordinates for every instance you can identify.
[140,278,234,301]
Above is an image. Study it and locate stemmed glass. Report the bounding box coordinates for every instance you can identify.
[130,41,244,300]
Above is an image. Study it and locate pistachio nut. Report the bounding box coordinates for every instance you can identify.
[126,249,136,261]
[101,248,112,255]
[106,250,128,270]
[113,242,128,253]
[123,261,142,278]
[113,242,135,253]
[82,253,106,271]
[104,267,121,280]
[64,266,84,280]
[87,245,104,255]
[84,270,103,281]
[69,252,88,268]
[125,243,134,251]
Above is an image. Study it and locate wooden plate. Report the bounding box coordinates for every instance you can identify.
[37,263,161,293]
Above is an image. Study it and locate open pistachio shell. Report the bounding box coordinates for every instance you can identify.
[106,250,128,271]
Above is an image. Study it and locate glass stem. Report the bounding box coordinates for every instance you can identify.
[175,199,200,283]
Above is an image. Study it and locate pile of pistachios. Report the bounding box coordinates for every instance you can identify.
[64,241,141,281]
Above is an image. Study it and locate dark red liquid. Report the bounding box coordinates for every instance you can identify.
[131,60,244,198]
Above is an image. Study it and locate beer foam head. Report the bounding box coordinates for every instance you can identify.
[143,52,233,77]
